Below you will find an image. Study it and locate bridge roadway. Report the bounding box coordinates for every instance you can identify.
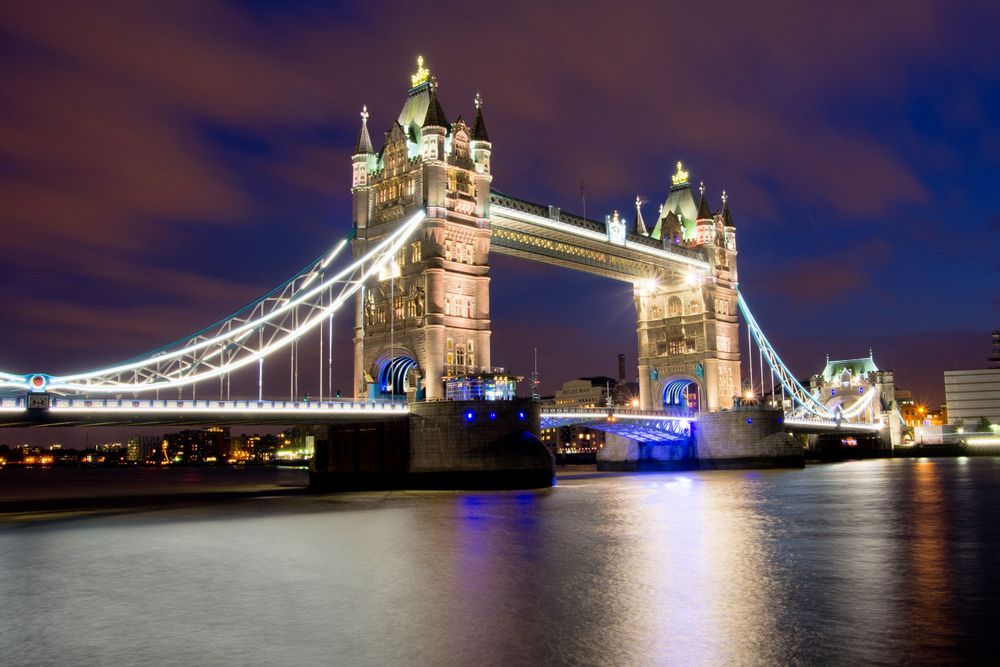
[0,396,409,427]
[0,396,881,436]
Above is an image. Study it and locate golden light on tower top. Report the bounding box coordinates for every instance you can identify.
[671,161,690,186]
[411,55,430,87]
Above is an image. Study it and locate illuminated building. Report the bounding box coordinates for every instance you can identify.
[553,377,617,408]
[634,166,741,412]
[352,57,493,401]
[444,371,520,400]
[126,435,159,463]
[349,59,741,414]
[539,425,605,463]
[944,368,1000,427]
[163,426,231,464]
[808,352,904,446]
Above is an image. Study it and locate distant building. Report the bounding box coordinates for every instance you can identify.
[809,352,904,445]
[553,376,617,408]
[944,369,1000,427]
[539,425,605,462]
[126,435,159,463]
[229,433,282,463]
[163,426,231,463]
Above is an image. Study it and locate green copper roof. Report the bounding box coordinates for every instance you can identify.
[822,355,879,382]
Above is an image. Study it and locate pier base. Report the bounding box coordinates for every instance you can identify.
[597,407,803,471]
[694,407,803,468]
[309,399,554,491]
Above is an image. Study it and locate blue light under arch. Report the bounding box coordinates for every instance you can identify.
[661,378,699,414]
[376,354,418,395]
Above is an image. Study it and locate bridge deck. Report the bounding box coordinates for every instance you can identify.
[0,397,409,427]
[0,396,882,431]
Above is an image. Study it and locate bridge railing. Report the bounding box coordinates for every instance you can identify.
[540,406,696,421]
[2,396,408,412]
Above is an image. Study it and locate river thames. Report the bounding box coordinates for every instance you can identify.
[2,458,999,665]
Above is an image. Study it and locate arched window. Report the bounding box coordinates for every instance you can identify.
[668,296,682,317]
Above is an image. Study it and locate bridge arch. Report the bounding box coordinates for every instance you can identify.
[660,376,700,415]
[373,350,420,397]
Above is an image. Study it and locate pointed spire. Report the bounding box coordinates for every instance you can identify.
[423,82,449,129]
[635,195,648,235]
[472,92,490,142]
[354,105,373,154]
[697,180,712,219]
[720,189,735,227]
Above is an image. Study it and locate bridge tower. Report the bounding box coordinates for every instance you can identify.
[352,58,493,400]
[635,164,741,412]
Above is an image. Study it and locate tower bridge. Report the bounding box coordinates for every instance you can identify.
[0,57,898,486]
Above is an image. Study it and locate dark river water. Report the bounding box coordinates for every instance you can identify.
[2,458,1000,665]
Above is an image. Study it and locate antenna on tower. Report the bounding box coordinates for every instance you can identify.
[531,347,540,401]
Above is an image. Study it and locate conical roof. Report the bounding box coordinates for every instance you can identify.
[423,84,450,129]
[697,191,712,219]
[720,193,735,228]
[472,101,490,142]
[635,197,648,235]
[354,106,373,154]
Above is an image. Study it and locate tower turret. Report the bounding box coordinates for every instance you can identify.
[635,195,648,236]
[471,92,492,175]
[352,105,375,229]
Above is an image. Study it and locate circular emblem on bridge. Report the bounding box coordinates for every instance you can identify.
[29,374,47,390]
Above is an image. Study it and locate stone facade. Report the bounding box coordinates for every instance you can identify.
[636,169,741,413]
[596,407,802,470]
[352,62,493,400]
[809,353,902,446]
[693,407,803,467]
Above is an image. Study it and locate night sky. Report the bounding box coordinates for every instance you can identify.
[1,1,998,446]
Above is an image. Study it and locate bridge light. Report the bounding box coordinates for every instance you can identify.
[630,398,639,408]
[637,278,657,297]
[489,411,497,421]
[465,410,476,422]
[517,411,526,421]
[684,271,701,287]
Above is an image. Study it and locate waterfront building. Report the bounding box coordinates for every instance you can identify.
[163,426,231,464]
[807,352,904,447]
[444,371,520,401]
[553,377,616,408]
[126,435,159,463]
[944,368,1000,427]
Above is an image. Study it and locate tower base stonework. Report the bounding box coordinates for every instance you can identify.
[309,399,554,491]
[596,407,803,471]
[693,407,803,469]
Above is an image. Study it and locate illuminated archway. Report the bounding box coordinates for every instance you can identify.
[661,377,700,415]
[374,352,419,396]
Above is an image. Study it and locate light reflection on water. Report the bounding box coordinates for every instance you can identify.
[2,458,1000,665]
